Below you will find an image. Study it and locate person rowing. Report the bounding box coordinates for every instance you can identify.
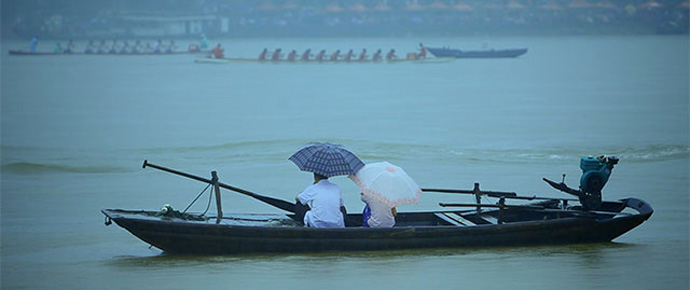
[84,40,95,54]
[119,41,130,54]
[258,48,269,61]
[63,39,74,54]
[97,40,107,54]
[344,49,354,62]
[153,39,162,53]
[358,48,367,61]
[29,36,38,52]
[386,49,397,61]
[315,50,326,62]
[212,43,224,59]
[53,43,62,54]
[108,40,118,54]
[271,48,282,61]
[372,49,383,62]
[329,49,340,61]
[301,49,312,61]
[131,40,142,53]
[165,40,177,53]
[200,34,209,50]
[287,49,297,62]
[417,43,427,59]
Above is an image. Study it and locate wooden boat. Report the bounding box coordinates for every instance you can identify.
[194,56,453,64]
[8,49,210,56]
[426,47,528,58]
[101,160,653,255]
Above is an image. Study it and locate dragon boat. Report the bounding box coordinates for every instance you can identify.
[193,56,452,64]
[8,49,209,56]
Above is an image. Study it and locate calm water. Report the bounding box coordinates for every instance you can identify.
[1,35,688,290]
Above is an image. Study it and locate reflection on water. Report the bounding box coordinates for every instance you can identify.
[100,242,657,290]
[105,242,635,270]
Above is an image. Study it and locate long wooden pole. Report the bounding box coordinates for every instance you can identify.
[422,187,579,202]
[211,171,222,224]
[439,203,544,210]
[142,160,297,213]
[422,187,518,197]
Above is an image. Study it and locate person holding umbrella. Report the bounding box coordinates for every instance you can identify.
[351,162,422,228]
[289,142,365,228]
[361,192,397,228]
[296,173,346,228]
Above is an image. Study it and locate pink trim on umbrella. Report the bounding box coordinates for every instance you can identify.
[349,162,422,208]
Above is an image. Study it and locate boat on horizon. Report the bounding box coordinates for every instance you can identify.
[194,56,453,64]
[426,46,528,58]
[8,49,210,56]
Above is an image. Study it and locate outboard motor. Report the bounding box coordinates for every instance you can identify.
[544,155,619,210]
[579,155,618,208]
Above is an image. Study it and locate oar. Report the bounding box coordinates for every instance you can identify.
[422,185,583,202]
[439,203,544,210]
[142,160,297,213]
[422,188,518,197]
[424,188,579,202]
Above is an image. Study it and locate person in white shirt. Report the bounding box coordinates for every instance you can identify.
[362,193,396,228]
[296,173,346,228]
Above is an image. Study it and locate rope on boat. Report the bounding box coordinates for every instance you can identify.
[149,182,216,222]
[155,205,207,221]
[182,182,213,214]
[200,185,214,216]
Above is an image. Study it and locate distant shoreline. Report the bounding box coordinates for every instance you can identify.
[2,24,684,41]
[3,1,688,40]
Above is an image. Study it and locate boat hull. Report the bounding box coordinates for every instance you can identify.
[194,57,453,64]
[102,198,652,255]
[8,50,209,56]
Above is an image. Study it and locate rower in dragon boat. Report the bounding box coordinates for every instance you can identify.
[271,48,282,61]
[301,49,312,61]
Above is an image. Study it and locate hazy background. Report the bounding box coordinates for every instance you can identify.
[2,0,689,40]
[1,1,688,290]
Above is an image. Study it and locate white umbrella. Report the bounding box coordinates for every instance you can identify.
[349,161,422,208]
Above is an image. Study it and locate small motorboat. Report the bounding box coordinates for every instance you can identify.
[426,47,528,58]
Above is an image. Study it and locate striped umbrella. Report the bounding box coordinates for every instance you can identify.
[289,142,365,177]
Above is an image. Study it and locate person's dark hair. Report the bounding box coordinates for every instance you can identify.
[314,173,328,180]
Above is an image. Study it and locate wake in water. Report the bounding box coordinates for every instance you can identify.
[0,162,128,174]
[2,142,687,175]
[446,145,690,164]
